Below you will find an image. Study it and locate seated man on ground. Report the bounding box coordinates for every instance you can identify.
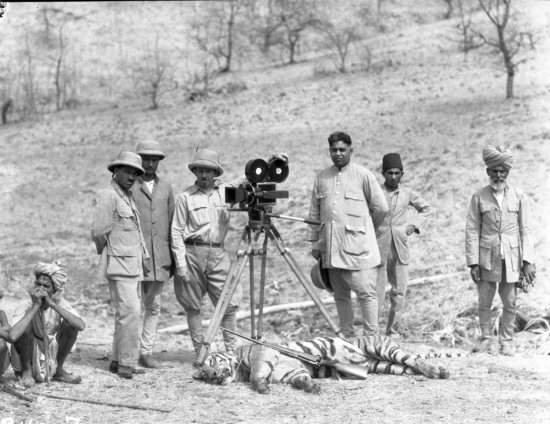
[8,261,86,387]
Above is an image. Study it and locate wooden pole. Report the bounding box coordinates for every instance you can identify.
[159,271,466,334]
[33,391,173,413]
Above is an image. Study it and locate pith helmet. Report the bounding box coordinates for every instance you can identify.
[108,151,145,175]
[188,149,224,176]
[136,140,166,159]
[310,258,333,293]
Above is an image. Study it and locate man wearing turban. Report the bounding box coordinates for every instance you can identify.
[465,145,535,356]
[8,261,86,387]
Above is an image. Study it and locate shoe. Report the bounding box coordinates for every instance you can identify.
[117,365,133,379]
[499,344,515,356]
[52,370,82,384]
[110,360,145,374]
[139,354,160,369]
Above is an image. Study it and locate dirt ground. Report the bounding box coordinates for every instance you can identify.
[1,1,550,423]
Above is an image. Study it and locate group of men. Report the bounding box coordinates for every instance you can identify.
[0,133,535,387]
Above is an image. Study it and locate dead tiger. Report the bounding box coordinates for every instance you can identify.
[193,334,454,394]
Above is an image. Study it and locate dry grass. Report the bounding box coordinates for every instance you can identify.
[1,1,550,423]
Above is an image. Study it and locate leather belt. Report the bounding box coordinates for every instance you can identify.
[185,240,224,249]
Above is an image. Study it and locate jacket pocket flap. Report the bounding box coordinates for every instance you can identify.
[345,224,366,234]
[480,203,495,213]
[345,191,362,201]
[108,244,140,257]
[116,205,134,218]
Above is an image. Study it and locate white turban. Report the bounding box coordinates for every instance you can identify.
[33,260,68,296]
[482,145,513,171]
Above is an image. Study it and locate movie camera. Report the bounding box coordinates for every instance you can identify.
[225,158,289,214]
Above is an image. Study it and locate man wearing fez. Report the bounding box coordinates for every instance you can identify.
[8,261,85,387]
[91,151,151,378]
[308,132,388,337]
[465,145,535,356]
[134,140,175,368]
[375,153,431,339]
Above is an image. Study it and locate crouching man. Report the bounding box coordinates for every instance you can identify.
[8,261,86,387]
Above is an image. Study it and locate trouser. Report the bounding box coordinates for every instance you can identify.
[477,262,516,344]
[174,245,242,355]
[327,267,378,338]
[108,278,141,367]
[376,240,409,336]
[140,280,164,356]
[0,339,10,375]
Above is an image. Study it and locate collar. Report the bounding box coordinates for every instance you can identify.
[138,175,158,185]
[331,162,352,173]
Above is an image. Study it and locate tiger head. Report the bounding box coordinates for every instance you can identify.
[192,352,237,386]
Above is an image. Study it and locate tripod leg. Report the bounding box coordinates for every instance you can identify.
[196,228,264,364]
[256,230,269,340]
[248,228,256,339]
[267,224,343,337]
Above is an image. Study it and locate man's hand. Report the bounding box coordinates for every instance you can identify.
[144,258,152,274]
[30,286,46,307]
[469,265,480,284]
[522,262,536,284]
[176,267,190,281]
[311,249,321,260]
[405,225,416,236]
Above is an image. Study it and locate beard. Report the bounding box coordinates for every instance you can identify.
[489,177,507,192]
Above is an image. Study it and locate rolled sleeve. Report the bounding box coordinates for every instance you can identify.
[171,194,189,270]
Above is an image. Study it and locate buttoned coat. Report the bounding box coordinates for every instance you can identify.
[91,180,147,281]
[308,162,389,270]
[465,184,534,283]
[133,176,175,282]
[376,185,432,265]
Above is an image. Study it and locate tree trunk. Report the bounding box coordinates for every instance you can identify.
[1,99,12,125]
[506,71,514,99]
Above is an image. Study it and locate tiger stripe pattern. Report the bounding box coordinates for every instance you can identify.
[193,334,451,394]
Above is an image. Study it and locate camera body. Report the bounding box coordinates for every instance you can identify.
[225,158,289,215]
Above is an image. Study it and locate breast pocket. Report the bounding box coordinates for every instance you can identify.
[344,192,364,217]
[116,205,137,231]
[188,197,209,226]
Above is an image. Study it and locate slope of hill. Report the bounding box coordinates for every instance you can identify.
[0,1,549,423]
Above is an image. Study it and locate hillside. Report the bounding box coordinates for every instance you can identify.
[0,1,550,423]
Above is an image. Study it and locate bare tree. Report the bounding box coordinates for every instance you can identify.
[190,1,242,73]
[456,0,483,59]
[475,0,535,98]
[321,24,361,73]
[131,36,177,110]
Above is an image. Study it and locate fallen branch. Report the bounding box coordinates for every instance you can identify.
[33,391,173,413]
[159,272,466,334]
[1,384,36,402]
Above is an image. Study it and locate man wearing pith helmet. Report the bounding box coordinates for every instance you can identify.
[91,151,151,379]
[171,148,288,358]
[465,145,535,356]
[134,140,175,368]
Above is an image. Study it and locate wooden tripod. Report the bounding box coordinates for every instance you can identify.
[196,211,342,364]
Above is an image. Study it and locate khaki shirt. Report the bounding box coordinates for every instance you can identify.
[91,180,148,280]
[465,183,534,282]
[376,184,431,265]
[307,162,389,270]
[171,180,234,271]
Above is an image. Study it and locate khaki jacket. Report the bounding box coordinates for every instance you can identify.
[91,180,148,281]
[133,176,175,282]
[376,184,431,265]
[465,184,534,283]
[308,162,389,270]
